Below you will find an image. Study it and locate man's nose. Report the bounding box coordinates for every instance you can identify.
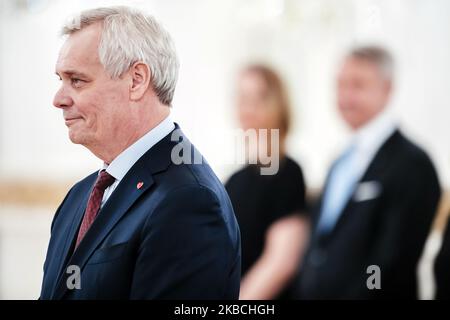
[53,87,74,109]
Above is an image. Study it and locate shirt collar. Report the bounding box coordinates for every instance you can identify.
[351,109,397,156]
[102,115,175,181]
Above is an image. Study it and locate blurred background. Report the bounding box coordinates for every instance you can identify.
[0,0,449,299]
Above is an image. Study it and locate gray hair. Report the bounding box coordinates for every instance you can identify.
[348,46,394,82]
[62,6,179,106]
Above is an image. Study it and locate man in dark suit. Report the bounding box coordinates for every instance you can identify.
[295,46,441,299]
[40,6,240,299]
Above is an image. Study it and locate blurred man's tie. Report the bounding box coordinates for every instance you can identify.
[317,144,358,234]
[75,170,115,248]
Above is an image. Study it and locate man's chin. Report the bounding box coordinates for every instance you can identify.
[68,130,86,145]
[340,112,361,130]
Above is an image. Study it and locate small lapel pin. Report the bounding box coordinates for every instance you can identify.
[137,181,144,190]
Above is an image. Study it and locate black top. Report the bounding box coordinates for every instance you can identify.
[225,156,307,277]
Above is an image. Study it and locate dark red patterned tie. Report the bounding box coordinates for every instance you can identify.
[75,170,115,249]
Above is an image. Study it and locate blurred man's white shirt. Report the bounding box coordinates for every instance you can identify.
[349,109,397,181]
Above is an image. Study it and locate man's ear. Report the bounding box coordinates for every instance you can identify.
[129,62,151,101]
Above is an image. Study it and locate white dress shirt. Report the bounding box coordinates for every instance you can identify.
[349,109,398,182]
[99,115,175,207]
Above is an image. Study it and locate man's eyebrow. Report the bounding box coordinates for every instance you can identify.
[55,70,90,78]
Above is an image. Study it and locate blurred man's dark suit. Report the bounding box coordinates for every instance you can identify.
[40,125,241,299]
[296,129,441,299]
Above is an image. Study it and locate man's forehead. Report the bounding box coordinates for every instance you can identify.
[343,57,379,72]
[339,58,379,77]
[56,24,102,73]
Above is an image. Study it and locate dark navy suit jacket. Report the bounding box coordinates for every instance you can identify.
[40,126,241,299]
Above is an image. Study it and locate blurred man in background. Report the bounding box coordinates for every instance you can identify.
[295,46,441,299]
[40,6,240,299]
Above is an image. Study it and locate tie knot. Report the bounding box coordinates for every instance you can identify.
[95,170,115,191]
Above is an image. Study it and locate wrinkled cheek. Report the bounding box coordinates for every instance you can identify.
[88,116,103,141]
[98,113,122,140]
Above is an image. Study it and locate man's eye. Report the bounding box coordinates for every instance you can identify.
[71,78,85,87]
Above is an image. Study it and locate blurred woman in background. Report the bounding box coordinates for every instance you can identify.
[225,65,309,299]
